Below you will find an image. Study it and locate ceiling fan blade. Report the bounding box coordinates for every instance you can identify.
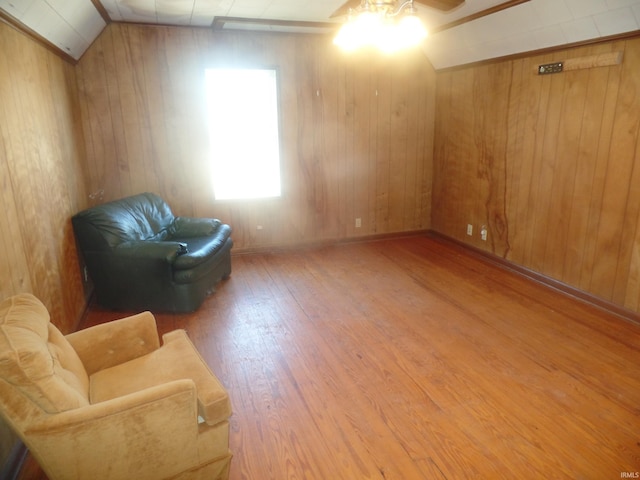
[330,0,362,18]
[414,0,465,11]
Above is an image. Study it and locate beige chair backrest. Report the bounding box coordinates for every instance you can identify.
[0,294,89,418]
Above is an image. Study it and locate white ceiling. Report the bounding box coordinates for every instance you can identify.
[0,0,106,59]
[0,0,639,68]
[426,0,640,68]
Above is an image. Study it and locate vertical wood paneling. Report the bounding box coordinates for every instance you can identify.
[610,41,640,307]
[531,70,565,273]
[474,63,511,256]
[504,57,528,266]
[433,36,640,314]
[76,24,436,251]
[521,56,552,271]
[542,69,585,279]
[353,55,372,235]
[317,43,339,241]
[561,60,608,287]
[1,22,88,474]
[0,21,87,331]
[375,63,392,233]
[418,63,435,230]
[388,65,407,233]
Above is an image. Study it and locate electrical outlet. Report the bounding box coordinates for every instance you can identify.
[355,218,362,228]
[466,224,473,236]
[256,225,263,230]
[481,225,488,241]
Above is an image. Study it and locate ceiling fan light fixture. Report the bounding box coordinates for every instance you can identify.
[333,0,428,53]
[333,10,385,51]
[398,12,428,40]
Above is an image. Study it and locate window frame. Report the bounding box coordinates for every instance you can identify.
[204,65,284,201]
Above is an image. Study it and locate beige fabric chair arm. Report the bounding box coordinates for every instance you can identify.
[26,379,209,480]
[65,311,161,375]
[162,329,232,425]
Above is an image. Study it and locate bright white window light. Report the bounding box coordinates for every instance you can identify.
[205,68,282,200]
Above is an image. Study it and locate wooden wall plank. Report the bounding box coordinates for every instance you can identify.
[541,67,586,280]
[578,45,622,295]
[348,53,372,235]
[362,55,376,236]
[374,60,392,234]
[388,61,408,233]
[403,62,421,232]
[0,44,33,299]
[432,70,470,238]
[77,25,436,251]
[335,47,351,239]
[475,63,511,257]
[521,53,553,271]
[504,57,528,265]
[563,51,623,71]
[612,40,640,308]
[589,44,638,304]
[433,36,640,314]
[562,46,615,288]
[0,20,87,330]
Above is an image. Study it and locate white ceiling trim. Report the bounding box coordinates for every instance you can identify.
[0,0,639,66]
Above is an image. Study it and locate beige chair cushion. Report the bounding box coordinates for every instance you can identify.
[0,294,89,413]
[90,329,231,425]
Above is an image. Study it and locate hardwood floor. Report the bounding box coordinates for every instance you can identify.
[19,235,640,479]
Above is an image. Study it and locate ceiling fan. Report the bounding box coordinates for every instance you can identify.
[330,0,465,18]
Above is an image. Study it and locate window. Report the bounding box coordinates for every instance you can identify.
[204,68,282,200]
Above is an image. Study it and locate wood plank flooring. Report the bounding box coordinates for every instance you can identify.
[19,235,640,479]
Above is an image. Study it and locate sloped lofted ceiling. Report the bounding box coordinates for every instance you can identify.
[0,0,639,68]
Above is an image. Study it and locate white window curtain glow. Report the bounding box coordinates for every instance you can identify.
[205,68,281,200]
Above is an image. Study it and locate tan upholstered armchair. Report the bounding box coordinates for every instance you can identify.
[0,294,232,480]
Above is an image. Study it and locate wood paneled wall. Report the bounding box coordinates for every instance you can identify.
[0,20,88,469]
[433,36,640,314]
[0,21,87,332]
[75,24,436,250]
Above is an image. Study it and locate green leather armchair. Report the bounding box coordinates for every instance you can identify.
[72,193,233,312]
